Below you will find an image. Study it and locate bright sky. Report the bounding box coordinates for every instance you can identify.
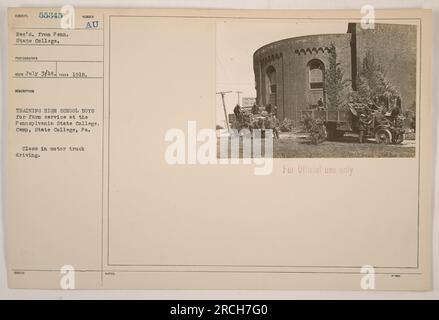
[215,20,348,126]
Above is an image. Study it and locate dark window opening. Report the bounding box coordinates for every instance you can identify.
[310,82,323,89]
[266,66,277,94]
[308,60,324,90]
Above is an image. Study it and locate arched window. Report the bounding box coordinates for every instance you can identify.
[266,66,277,94]
[308,59,324,89]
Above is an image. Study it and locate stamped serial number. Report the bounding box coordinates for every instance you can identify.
[38,12,63,19]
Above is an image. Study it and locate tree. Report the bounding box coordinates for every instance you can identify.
[360,51,382,91]
[358,51,399,108]
[325,43,349,109]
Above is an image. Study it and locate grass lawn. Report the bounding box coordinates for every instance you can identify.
[217,133,415,158]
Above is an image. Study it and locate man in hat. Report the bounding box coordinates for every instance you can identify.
[272,104,278,118]
[252,103,259,115]
[265,104,272,114]
[317,98,324,110]
[233,104,242,122]
[358,113,371,144]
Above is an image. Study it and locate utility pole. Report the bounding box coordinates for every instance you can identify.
[216,91,232,132]
[236,91,243,106]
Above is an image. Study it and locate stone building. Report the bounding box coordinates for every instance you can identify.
[253,23,417,124]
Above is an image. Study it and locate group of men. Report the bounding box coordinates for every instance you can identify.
[233,103,278,120]
[232,102,280,139]
[357,103,402,143]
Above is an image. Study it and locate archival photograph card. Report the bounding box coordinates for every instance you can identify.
[6,8,432,290]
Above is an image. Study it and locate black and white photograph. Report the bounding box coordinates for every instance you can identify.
[216,20,418,158]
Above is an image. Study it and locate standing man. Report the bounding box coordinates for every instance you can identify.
[358,114,366,143]
[358,113,372,144]
[233,104,242,121]
[317,98,324,110]
[272,105,278,118]
[390,104,402,126]
[265,104,272,114]
[252,103,259,115]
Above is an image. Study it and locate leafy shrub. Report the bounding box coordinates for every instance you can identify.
[279,118,293,132]
[301,115,314,132]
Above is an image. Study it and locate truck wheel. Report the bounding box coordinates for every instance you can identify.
[334,130,344,140]
[326,128,335,141]
[320,125,328,142]
[375,129,392,144]
[311,127,326,145]
[392,133,404,144]
[326,128,344,141]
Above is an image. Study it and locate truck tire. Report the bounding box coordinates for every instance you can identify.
[311,125,327,145]
[392,133,404,144]
[375,129,392,144]
[332,130,344,140]
[326,125,344,141]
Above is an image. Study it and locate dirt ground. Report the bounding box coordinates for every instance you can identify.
[217,131,416,158]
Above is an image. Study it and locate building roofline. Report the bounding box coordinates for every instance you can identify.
[253,33,349,57]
